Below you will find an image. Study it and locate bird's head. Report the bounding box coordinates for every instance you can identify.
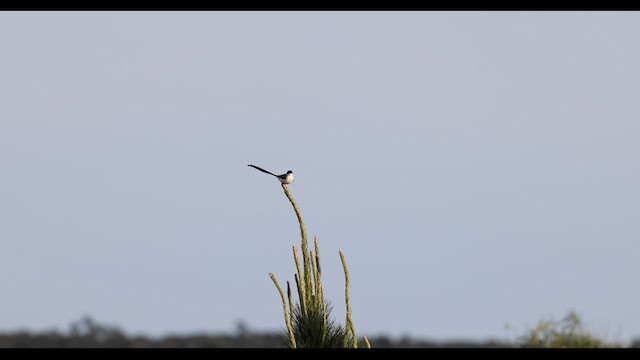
[287,170,293,174]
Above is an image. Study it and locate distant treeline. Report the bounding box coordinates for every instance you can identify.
[1,316,638,348]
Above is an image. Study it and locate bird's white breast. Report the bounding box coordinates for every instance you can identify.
[282,173,294,184]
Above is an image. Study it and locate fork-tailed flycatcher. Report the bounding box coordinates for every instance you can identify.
[248,164,294,188]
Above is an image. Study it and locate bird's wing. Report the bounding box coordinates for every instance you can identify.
[248,164,277,177]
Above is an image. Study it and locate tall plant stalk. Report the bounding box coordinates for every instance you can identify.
[267,184,370,348]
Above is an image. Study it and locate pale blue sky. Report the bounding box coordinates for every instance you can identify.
[0,11,638,343]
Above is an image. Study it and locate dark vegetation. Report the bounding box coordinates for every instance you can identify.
[0,315,498,348]
[0,314,636,348]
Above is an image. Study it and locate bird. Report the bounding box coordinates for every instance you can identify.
[248,164,294,188]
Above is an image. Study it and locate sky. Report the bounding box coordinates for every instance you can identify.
[0,11,638,344]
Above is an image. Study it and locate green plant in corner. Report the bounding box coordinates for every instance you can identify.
[515,309,621,348]
[268,184,370,348]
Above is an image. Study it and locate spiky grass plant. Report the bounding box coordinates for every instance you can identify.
[268,184,370,348]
